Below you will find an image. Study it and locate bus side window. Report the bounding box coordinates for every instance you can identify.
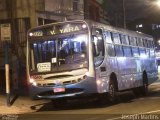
[92,36,105,57]
[132,47,139,57]
[115,45,123,57]
[137,38,143,47]
[92,28,105,67]
[129,36,137,46]
[112,32,121,44]
[123,46,132,57]
[151,41,155,48]
[150,49,155,58]
[107,44,115,56]
[120,34,129,45]
[104,31,112,43]
[146,49,150,57]
[148,41,152,48]
[139,48,146,57]
[143,39,148,47]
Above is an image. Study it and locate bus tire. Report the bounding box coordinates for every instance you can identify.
[108,80,118,103]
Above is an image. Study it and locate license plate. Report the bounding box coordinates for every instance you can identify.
[53,87,65,93]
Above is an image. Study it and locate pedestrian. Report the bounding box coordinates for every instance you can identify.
[12,50,19,93]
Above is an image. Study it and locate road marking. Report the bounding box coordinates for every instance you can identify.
[144,109,160,114]
[151,82,160,85]
[106,109,160,120]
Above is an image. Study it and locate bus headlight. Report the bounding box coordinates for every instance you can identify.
[32,81,37,86]
[29,78,37,86]
[96,80,101,85]
[30,78,34,83]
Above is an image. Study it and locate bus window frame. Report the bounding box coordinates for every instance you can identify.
[91,27,105,67]
[120,34,129,45]
[111,32,121,44]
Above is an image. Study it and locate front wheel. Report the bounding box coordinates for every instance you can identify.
[141,73,148,96]
[133,73,148,97]
[108,81,118,103]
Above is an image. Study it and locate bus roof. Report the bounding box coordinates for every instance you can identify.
[28,19,153,40]
[85,20,153,40]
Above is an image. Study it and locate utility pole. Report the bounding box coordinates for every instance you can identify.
[1,23,11,107]
[3,0,16,106]
[123,0,126,28]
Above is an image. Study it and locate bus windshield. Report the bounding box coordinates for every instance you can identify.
[29,33,88,73]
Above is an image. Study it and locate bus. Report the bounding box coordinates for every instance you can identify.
[26,20,158,105]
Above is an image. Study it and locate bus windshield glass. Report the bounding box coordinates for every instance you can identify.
[29,33,88,73]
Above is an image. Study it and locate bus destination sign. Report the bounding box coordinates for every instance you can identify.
[29,23,87,37]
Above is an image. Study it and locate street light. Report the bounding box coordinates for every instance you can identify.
[156,0,160,7]
[158,39,160,45]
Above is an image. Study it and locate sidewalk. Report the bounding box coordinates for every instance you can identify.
[0,87,49,114]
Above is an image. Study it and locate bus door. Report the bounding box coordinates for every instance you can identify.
[91,28,107,93]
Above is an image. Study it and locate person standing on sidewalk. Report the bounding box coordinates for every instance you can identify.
[11,50,19,93]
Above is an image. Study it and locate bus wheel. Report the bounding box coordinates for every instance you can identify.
[52,99,67,108]
[141,73,148,96]
[108,81,118,103]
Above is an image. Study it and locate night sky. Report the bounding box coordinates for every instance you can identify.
[125,0,160,21]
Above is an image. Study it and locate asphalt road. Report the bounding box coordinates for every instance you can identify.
[19,82,160,120]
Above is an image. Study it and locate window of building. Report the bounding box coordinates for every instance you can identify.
[139,24,143,28]
[73,0,79,12]
[152,24,160,30]
[0,0,6,10]
[136,24,143,28]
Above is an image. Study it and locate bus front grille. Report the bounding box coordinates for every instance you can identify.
[37,79,82,87]
[38,88,84,97]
